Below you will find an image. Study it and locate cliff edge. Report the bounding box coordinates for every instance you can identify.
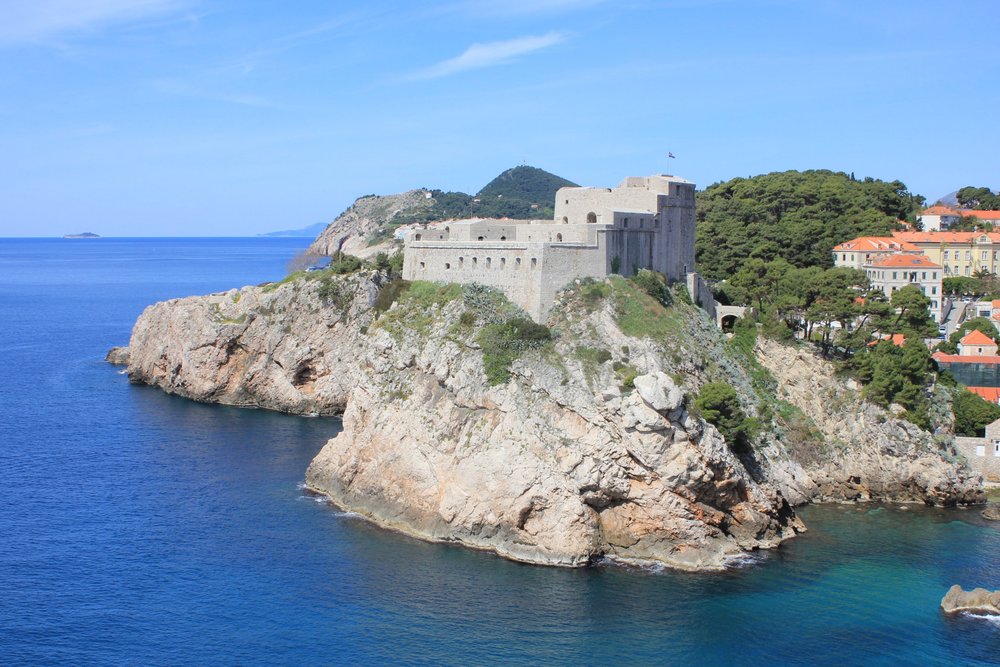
[112,269,983,569]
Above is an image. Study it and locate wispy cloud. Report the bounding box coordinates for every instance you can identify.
[0,0,191,47]
[407,32,567,81]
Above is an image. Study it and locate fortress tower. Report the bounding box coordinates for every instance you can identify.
[401,175,697,322]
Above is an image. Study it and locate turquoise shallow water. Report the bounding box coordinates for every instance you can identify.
[0,238,998,665]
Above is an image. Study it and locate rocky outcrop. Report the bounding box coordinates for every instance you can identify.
[122,273,380,414]
[105,346,130,365]
[755,338,984,506]
[307,190,432,259]
[304,302,803,569]
[941,585,1000,616]
[983,504,1000,521]
[113,272,983,569]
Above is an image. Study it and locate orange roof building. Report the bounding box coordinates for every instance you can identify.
[860,251,943,323]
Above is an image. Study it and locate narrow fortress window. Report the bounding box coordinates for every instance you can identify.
[623,218,629,228]
[531,258,538,269]
[459,257,464,268]
[556,233,563,242]
[562,216,568,224]
[472,257,478,267]
[419,262,425,270]
[515,257,522,268]
[586,212,597,224]
[477,236,485,241]
[445,262,451,270]
[500,257,506,268]
[486,257,492,268]
[415,234,422,241]
[639,219,644,228]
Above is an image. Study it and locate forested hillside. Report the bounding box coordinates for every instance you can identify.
[695,170,924,281]
[390,166,577,227]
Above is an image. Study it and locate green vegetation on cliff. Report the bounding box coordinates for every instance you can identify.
[695,170,923,280]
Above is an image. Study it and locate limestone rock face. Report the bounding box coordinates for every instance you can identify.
[304,300,802,569]
[306,190,432,259]
[114,274,984,569]
[105,346,130,366]
[983,504,1000,521]
[122,274,379,414]
[755,338,984,506]
[941,585,1000,616]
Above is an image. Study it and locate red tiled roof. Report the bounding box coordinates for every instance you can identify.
[991,299,1000,308]
[892,230,995,244]
[833,236,920,252]
[960,329,997,346]
[921,205,959,216]
[967,387,1000,403]
[962,210,1000,221]
[933,352,1000,364]
[867,333,906,348]
[867,254,941,268]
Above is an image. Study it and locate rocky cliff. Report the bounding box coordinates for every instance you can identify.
[112,270,984,569]
[307,190,432,259]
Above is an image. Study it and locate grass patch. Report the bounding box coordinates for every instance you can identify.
[608,276,683,339]
[574,346,612,365]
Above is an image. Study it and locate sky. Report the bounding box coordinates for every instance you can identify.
[1,0,998,237]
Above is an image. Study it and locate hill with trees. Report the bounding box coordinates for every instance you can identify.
[390,165,577,228]
[695,170,924,281]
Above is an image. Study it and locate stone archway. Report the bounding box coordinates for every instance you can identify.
[586,212,597,224]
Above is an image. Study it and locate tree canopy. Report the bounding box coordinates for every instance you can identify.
[956,186,1000,210]
[695,170,924,280]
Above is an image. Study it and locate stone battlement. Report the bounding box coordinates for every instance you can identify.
[402,175,697,322]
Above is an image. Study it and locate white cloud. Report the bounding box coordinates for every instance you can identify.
[408,32,567,80]
[0,0,190,46]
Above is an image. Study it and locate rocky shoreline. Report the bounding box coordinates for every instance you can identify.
[108,270,985,570]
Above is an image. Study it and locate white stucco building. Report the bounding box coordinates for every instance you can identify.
[862,253,943,322]
[401,175,697,322]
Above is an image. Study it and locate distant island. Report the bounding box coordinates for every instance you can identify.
[259,222,329,238]
[63,232,100,239]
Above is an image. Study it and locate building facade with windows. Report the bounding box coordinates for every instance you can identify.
[862,253,943,321]
[954,417,1000,482]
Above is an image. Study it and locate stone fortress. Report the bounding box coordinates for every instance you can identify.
[402,175,699,322]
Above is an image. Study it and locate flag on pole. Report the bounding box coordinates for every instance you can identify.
[667,152,675,159]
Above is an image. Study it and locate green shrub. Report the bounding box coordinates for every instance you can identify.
[952,388,1000,436]
[478,317,552,385]
[630,269,671,306]
[317,278,347,308]
[374,279,412,313]
[693,382,757,453]
[574,346,612,364]
[328,254,364,274]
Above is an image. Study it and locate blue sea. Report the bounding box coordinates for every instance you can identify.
[1,238,998,666]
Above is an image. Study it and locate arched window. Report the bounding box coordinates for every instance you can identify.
[500,236,506,241]
[515,257,522,269]
[531,258,537,269]
[562,216,568,224]
[556,233,563,242]
[486,257,492,268]
[477,236,485,241]
[459,257,464,268]
[472,257,478,266]
[415,233,422,241]
[445,262,451,270]
[500,257,506,268]
[586,212,597,224]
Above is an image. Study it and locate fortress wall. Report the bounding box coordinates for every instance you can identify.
[954,437,1000,482]
[603,229,656,276]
